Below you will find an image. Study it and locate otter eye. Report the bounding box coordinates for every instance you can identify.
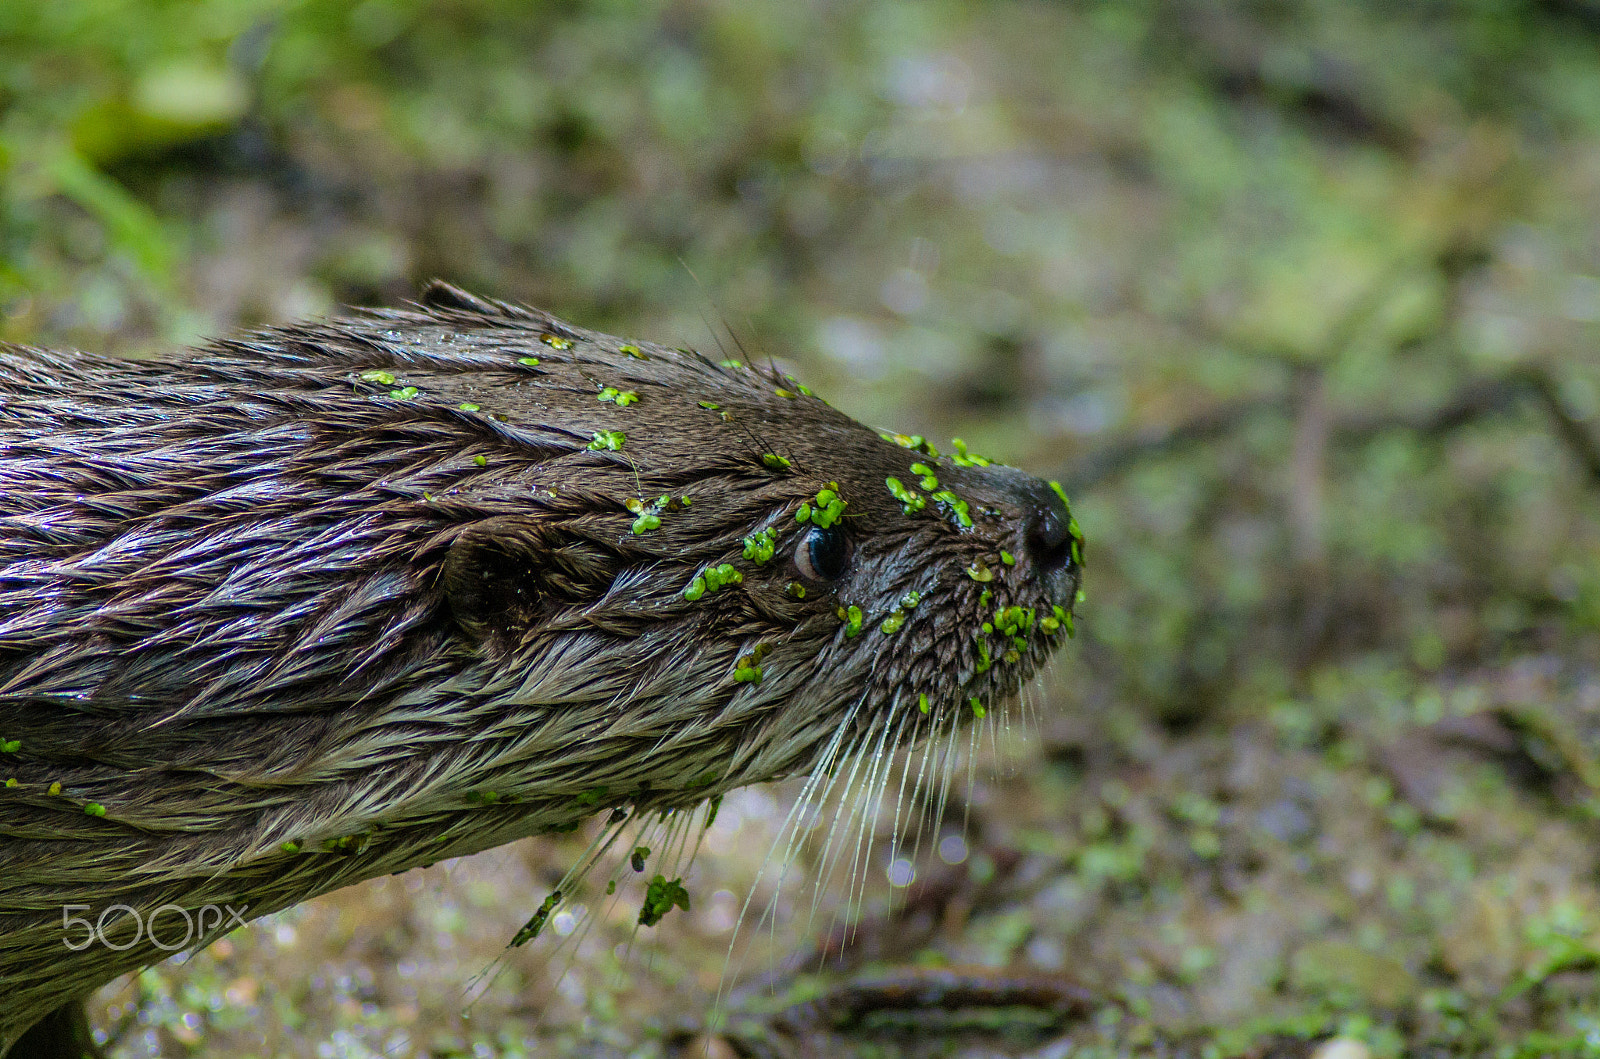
[796,525,851,581]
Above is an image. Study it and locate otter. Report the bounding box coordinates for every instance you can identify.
[0,282,1082,1057]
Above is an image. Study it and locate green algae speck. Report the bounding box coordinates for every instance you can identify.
[0,739,17,753]
[919,693,931,714]
[473,455,487,467]
[762,453,792,470]
[1001,550,1015,566]
[885,476,926,514]
[639,875,690,927]
[797,484,846,528]
[884,433,939,457]
[48,782,61,795]
[970,697,987,719]
[84,802,106,817]
[720,359,743,369]
[698,400,720,410]
[684,563,742,601]
[511,891,563,946]
[839,603,864,638]
[517,356,541,366]
[458,402,481,411]
[950,438,992,467]
[775,388,797,399]
[619,343,647,359]
[742,527,778,564]
[785,581,806,599]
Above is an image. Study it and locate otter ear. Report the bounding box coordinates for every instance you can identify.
[441,517,617,649]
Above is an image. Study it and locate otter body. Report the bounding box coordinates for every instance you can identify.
[0,283,1081,1054]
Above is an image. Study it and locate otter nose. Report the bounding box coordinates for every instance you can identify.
[1023,480,1074,579]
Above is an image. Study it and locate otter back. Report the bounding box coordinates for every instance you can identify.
[0,281,1082,1051]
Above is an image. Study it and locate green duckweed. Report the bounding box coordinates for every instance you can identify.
[459,402,481,412]
[743,527,778,564]
[639,875,690,927]
[599,386,640,406]
[359,369,396,385]
[587,429,626,451]
[517,356,541,366]
[886,476,926,514]
[683,563,742,601]
[511,891,563,946]
[541,334,573,349]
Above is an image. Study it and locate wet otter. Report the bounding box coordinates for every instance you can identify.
[0,282,1082,1056]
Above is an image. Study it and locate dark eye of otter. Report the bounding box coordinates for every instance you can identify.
[795,525,851,581]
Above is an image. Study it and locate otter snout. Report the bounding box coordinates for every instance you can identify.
[968,465,1082,604]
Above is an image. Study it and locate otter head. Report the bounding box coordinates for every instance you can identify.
[391,282,1085,818]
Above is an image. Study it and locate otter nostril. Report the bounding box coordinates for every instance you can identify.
[1025,488,1073,575]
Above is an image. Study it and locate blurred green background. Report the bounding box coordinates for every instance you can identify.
[5,1,1600,1056]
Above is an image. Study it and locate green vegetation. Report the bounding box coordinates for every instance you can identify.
[6,0,1600,1056]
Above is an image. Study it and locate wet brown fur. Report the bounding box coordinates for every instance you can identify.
[0,283,1081,1051]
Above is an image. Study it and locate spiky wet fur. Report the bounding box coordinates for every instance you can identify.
[0,283,1080,1050]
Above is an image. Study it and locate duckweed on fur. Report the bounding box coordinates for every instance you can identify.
[598,386,639,406]
[540,334,572,349]
[587,429,626,451]
[638,875,690,927]
[885,476,926,514]
[683,563,742,601]
[742,527,778,564]
[797,484,846,528]
[359,369,396,385]
[511,891,562,946]
[517,356,540,366]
